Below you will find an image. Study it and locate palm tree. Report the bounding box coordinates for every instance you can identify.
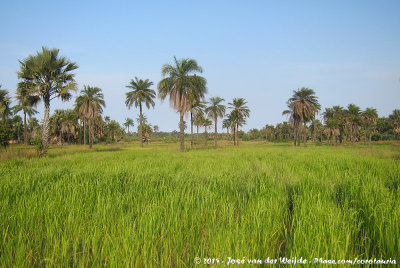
[202,118,213,146]
[222,118,232,139]
[265,125,275,142]
[283,87,320,146]
[345,104,361,143]
[190,100,206,147]
[228,98,250,146]
[126,77,156,147]
[205,97,225,148]
[153,125,159,133]
[0,87,12,121]
[61,109,79,144]
[194,113,205,144]
[124,117,134,135]
[75,86,105,148]
[49,109,66,145]
[361,107,378,143]
[389,109,400,137]
[158,56,207,152]
[18,47,78,155]
[227,110,245,145]
[14,81,40,145]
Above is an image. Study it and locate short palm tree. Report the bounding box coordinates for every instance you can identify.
[125,77,156,147]
[14,81,40,145]
[205,97,225,147]
[283,87,320,146]
[18,47,78,155]
[124,117,134,135]
[75,86,105,148]
[228,98,250,146]
[158,56,207,152]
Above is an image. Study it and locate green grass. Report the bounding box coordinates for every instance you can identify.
[0,142,399,266]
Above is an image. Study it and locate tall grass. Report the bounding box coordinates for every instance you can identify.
[0,143,399,266]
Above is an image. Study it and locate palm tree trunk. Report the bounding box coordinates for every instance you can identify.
[89,119,92,149]
[83,120,86,145]
[59,132,62,146]
[236,123,239,146]
[179,111,184,152]
[233,126,236,145]
[205,127,208,146]
[40,95,50,156]
[294,127,297,146]
[214,117,218,148]
[140,104,143,147]
[191,112,194,147]
[197,125,199,144]
[24,111,28,146]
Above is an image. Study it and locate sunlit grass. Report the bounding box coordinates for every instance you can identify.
[0,142,399,266]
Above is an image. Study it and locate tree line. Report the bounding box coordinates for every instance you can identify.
[0,48,251,154]
[0,47,399,153]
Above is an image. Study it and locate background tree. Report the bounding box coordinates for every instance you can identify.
[283,87,320,146]
[202,117,213,146]
[18,47,78,155]
[222,117,233,139]
[49,109,66,145]
[0,87,12,147]
[361,107,378,144]
[158,56,207,152]
[228,98,250,146]
[75,86,105,148]
[345,104,361,143]
[126,77,155,147]
[265,124,275,142]
[61,109,79,144]
[190,100,206,147]
[389,109,400,137]
[205,96,225,148]
[124,117,134,135]
[153,125,159,134]
[14,81,39,145]
[0,86,12,121]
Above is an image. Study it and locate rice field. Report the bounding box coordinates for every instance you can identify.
[0,142,399,266]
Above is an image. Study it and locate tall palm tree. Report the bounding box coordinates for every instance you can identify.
[14,81,40,145]
[284,87,320,146]
[205,97,225,148]
[124,117,134,135]
[75,86,105,148]
[158,56,207,152]
[125,77,155,147]
[18,47,78,155]
[228,98,250,146]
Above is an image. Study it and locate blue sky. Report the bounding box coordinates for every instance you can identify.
[1,0,399,132]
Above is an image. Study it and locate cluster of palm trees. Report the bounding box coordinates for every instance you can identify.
[2,46,399,152]
[322,104,379,144]
[1,47,252,154]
